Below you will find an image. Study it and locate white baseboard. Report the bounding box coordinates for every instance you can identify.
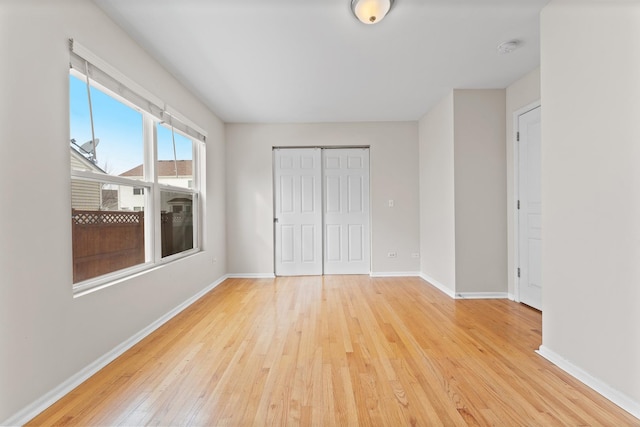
[226,273,276,279]
[537,345,640,420]
[417,274,509,300]
[369,271,420,278]
[2,275,229,427]
[418,273,456,299]
[455,292,509,300]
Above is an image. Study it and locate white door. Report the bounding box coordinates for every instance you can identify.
[323,148,370,274]
[518,106,542,310]
[274,148,322,276]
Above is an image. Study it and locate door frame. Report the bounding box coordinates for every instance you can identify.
[272,146,372,276]
[512,100,541,303]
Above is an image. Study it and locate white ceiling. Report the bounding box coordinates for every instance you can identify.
[94,0,548,123]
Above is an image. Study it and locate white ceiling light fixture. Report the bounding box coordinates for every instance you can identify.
[497,40,520,54]
[351,0,394,25]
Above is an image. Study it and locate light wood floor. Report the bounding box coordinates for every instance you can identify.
[29,276,639,426]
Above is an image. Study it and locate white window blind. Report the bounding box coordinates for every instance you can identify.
[69,38,207,143]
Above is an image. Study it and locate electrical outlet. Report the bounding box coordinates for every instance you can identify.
[388,199,394,208]
[387,251,397,258]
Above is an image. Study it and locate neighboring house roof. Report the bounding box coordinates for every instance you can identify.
[70,145,106,173]
[120,160,192,177]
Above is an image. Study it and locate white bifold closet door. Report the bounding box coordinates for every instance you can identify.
[273,147,370,276]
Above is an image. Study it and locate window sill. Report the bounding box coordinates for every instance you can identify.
[72,248,201,298]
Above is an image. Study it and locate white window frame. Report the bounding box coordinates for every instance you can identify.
[69,42,206,296]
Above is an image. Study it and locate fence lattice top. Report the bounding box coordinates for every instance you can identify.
[72,210,143,225]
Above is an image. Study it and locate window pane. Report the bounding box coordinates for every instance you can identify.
[71,180,147,283]
[157,124,194,189]
[161,190,194,258]
[70,74,144,178]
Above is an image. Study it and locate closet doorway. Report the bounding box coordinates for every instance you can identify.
[273,147,370,276]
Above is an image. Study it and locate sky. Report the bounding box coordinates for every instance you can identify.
[69,75,192,176]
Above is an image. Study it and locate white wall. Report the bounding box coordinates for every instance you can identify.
[418,93,456,292]
[225,122,420,276]
[0,1,226,422]
[418,90,507,295]
[453,90,507,294]
[541,0,640,409]
[505,68,540,297]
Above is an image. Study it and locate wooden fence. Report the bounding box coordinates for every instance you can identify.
[72,210,193,283]
[72,210,144,283]
[161,212,193,257]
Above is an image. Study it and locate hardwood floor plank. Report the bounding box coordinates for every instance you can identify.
[27,276,640,426]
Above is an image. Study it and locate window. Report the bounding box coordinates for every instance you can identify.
[69,40,206,293]
[69,75,144,178]
[161,190,194,257]
[157,124,194,190]
[71,183,148,283]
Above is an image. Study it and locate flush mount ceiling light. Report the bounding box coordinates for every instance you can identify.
[351,0,395,25]
[497,40,520,54]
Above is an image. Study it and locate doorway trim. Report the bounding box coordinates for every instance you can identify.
[512,100,541,304]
